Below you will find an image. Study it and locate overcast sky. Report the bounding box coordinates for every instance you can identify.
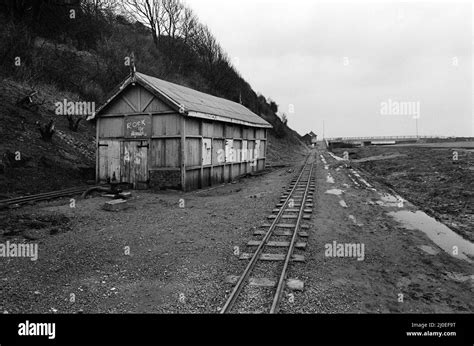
[188,0,472,138]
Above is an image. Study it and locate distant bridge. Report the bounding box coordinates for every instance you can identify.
[325,136,447,142]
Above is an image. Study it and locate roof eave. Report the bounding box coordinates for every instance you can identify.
[87,74,135,121]
[187,111,272,129]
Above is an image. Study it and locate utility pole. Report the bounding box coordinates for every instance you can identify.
[323,120,325,139]
[130,52,136,76]
[415,117,419,140]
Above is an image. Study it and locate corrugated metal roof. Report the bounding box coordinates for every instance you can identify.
[135,72,271,128]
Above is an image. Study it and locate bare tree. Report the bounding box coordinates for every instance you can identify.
[161,0,183,39]
[195,24,222,69]
[179,6,198,45]
[81,0,119,15]
[124,0,162,46]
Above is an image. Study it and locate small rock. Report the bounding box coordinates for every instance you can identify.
[286,279,304,291]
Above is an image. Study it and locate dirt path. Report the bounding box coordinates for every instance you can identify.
[0,147,472,314]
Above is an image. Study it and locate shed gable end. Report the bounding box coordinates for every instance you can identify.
[100,84,173,116]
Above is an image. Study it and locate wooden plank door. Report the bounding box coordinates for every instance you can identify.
[122,141,149,189]
[98,142,108,182]
[108,141,121,182]
[98,140,121,182]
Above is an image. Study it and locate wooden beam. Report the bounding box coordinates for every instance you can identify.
[148,113,153,183]
[141,93,155,112]
[199,119,204,188]
[180,115,186,191]
[151,135,202,139]
[95,118,100,183]
[138,86,141,111]
[264,129,268,170]
[98,111,177,118]
[122,94,138,112]
[210,138,214,185]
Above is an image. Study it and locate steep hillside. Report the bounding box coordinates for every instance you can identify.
[0,78,96,196]
[0,76,306,196]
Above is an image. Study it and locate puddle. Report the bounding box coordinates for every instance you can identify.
[444,272,474,283]
[349,169,376,191]
[328,152,344,161]
[325,189,343,196]
[376,193,405,208]
[388,210,474,263]
[326,174,335,184]
[319,155,328,168]
[347,174,360,187]
[418,245,439,255]
[359,177,375,190]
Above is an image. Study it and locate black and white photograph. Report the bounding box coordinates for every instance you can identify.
[0,0,472,344]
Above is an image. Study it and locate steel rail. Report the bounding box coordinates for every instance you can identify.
[4,188,86,202]
[4,187,84,201]
[1,187,94,205]
[270,162,314,313]
[220,158,311,314]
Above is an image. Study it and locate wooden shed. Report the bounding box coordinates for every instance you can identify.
[302,131,317,146]
[90,72,272,191]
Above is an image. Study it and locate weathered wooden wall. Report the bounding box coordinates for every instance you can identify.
[183,117,267,191]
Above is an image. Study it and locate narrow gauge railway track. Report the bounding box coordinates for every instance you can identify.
[221,155,316,313]
[0,186,97,207]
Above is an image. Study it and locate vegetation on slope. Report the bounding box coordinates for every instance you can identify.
[0,0,306,195]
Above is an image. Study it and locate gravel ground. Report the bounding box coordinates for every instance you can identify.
[0,155,308,314]
[0,146,472,314]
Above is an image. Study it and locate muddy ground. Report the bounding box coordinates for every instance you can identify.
[0,145,472,314]
[282,149,473,313]
[332,144,473,242]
